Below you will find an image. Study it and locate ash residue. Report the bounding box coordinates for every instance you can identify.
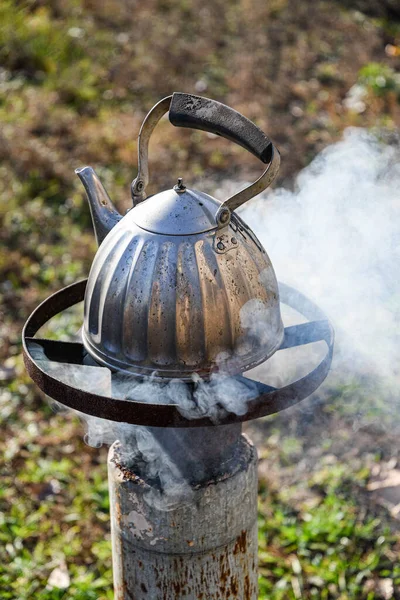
[110,441,147,486]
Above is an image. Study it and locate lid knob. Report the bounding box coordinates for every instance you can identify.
[174,177,187,193]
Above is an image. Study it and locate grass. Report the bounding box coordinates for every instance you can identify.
[0,404,112,599]
[258,458,400,599]
[358,63,400,97]
[1,0,400,597]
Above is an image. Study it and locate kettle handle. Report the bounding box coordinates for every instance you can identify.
[131,93,280,225]
[170,93,273,163]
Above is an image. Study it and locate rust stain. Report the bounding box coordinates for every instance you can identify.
[115,498,121,521]
[111,446,146,485]
[218,547,232,593]
[244,574,250,600]
[234,530,247,555]
[172,580,183,595]
[230,575,239,596]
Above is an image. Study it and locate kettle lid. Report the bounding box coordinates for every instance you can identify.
[130,181,221,235]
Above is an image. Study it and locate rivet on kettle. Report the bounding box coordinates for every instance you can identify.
[217,207,231,226]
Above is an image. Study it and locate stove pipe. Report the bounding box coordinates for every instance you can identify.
[108,425,258,600]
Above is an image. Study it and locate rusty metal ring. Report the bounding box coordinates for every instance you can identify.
[22,280,334,427]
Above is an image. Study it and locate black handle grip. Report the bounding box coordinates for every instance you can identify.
[169,93,273,164]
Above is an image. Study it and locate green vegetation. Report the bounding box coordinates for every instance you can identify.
[358,63,400,97]
[257,449,399,599]
[1,0,400,598]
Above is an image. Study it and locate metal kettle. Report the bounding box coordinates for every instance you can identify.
[76,93,283,380]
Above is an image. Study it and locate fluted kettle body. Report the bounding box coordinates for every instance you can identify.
[82,186,283,379]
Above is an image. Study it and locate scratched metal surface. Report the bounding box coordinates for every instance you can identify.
[83,211,283,380]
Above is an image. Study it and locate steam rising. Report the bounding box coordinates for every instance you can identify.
[32,347,259,509]
[113,425,194,510]
[240,127,400,385]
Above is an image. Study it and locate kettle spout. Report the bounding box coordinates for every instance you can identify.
[75,166,122,246]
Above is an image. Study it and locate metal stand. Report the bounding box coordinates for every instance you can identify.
[23,280,334,428]
[23,281,334,597]
[108,427,258,600]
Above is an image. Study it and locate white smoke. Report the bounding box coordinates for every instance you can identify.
[30,346,258,509]
[239,127,400,394]
[113,425,194,511]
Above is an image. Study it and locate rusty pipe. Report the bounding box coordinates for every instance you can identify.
[108,429,258,600]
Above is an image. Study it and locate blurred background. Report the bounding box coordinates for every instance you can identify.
[1,0,400,598]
